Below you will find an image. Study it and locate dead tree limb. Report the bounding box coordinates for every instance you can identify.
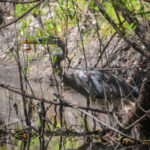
[124,71,150,136]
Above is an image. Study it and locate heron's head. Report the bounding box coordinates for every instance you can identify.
[20,35,61,46]
[19,35,67,59]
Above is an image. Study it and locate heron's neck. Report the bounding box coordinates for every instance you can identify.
[53,38,68,77]
[57,39,68,60]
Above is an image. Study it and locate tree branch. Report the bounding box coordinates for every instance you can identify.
[0,0,45,30]
[0,82,115,115]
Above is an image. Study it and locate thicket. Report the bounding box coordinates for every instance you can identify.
[0,0,150,149]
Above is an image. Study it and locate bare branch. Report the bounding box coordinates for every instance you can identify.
[0,0,45,30]
[0,82,115,115]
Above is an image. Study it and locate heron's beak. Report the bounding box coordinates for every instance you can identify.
[19,36,60,45]
[19,39,38,44]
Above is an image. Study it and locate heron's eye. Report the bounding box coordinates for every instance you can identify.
[79,74,88,82]
[81,76,86,80]
[37,37,43,42]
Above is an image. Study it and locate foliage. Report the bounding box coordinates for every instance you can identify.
[14,0,150,40]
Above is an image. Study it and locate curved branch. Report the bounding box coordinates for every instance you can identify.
[0,82,115,115]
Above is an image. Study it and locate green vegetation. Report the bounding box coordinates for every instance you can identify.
[15,0,150,42]
[0,0,150,149]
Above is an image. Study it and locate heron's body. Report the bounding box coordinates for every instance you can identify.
[63,70,139,99]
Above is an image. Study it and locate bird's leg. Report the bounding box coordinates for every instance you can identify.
[83,96,92,143]
[84,96,91,132]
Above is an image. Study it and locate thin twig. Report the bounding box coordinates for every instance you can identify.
[0,0,45,30]
[0,0,41,4]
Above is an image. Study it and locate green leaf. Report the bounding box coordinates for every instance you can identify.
[89,1,94,8]
[137,4,145,15]
[53,56,57,64]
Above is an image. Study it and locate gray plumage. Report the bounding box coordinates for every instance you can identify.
[63,70,139,99]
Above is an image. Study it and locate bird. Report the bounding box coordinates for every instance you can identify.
[19,36,139,99]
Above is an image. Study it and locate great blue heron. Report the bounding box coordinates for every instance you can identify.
[20,36,139,99]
